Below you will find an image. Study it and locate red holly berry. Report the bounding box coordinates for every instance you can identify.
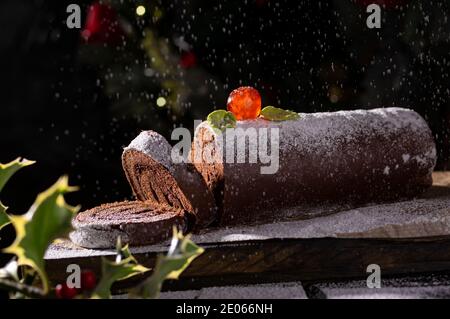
[55,283,78,299]
[227,86,262,120]
[81,270,97,291]
[180,51,197,68]
[81,2,124,45]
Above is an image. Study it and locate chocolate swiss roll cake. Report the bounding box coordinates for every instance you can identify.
[71,107,436,248]
[70,201,187,249]
[122,131,217,229]
[191,107,437,225]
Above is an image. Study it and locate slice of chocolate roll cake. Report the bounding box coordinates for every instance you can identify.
[70,201,186,248]
[122,131,217,229]
[71,131,217,248]
[191,107,437,225]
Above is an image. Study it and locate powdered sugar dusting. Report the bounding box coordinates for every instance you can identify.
[192,196,450,242]
[403,154,411,163]
[249,107,432,161]
[124,131,173,170]
[197,107,436,179]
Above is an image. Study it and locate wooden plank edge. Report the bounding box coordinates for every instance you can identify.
[45,236,450,293]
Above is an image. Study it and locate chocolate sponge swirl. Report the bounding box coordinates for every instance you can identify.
[122,131,217,229]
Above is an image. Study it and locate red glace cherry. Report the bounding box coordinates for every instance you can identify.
[81,270,97,291]
[226,86,262,120]
[55,283,78,299]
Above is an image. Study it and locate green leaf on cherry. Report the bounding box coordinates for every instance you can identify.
[260,106,300,121]
[207,109,236,132]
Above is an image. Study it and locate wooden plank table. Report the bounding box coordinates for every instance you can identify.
[45,172,450,292]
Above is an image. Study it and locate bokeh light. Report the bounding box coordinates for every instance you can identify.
[156,97,166,107]
[136,5,146,16]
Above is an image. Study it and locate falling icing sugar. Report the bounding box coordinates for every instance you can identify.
[402,154,411,163]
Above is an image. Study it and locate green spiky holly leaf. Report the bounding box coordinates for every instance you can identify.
[0,158,35,230]
[0,203,8,231]
[129,228,204,299]
[3,176,79,293]
[0,158,35,192]
[260,106,300,121]
[207,109,237,132]
[92,240,150,299]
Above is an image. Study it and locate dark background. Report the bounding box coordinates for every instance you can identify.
[0,0,449,254]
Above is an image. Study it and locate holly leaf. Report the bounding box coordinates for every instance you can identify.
[0,158,35,230]
[3,176,79,293]
[92,241,149,299]
[0,202,9,231]
[0,158,35,192]
[260,106,300,121]
[129,228,204,299]
[207,110,236,132]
